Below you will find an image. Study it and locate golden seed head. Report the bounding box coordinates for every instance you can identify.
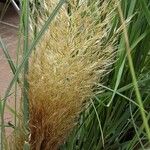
[28,1,115,149]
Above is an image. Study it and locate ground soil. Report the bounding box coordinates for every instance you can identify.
[0,4,18,96]
[0,4,19,128]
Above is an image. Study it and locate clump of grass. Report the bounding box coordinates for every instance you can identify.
[28,1,115,149]
[8,124,27,150]
[1,0,150,149]
[62,1,150,149]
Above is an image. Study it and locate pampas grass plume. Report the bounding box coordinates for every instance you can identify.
[28,1,115,149]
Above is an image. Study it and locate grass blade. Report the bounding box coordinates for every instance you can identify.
[117,1,150,140]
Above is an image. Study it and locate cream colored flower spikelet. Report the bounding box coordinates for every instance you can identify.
[28,1,114,149]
